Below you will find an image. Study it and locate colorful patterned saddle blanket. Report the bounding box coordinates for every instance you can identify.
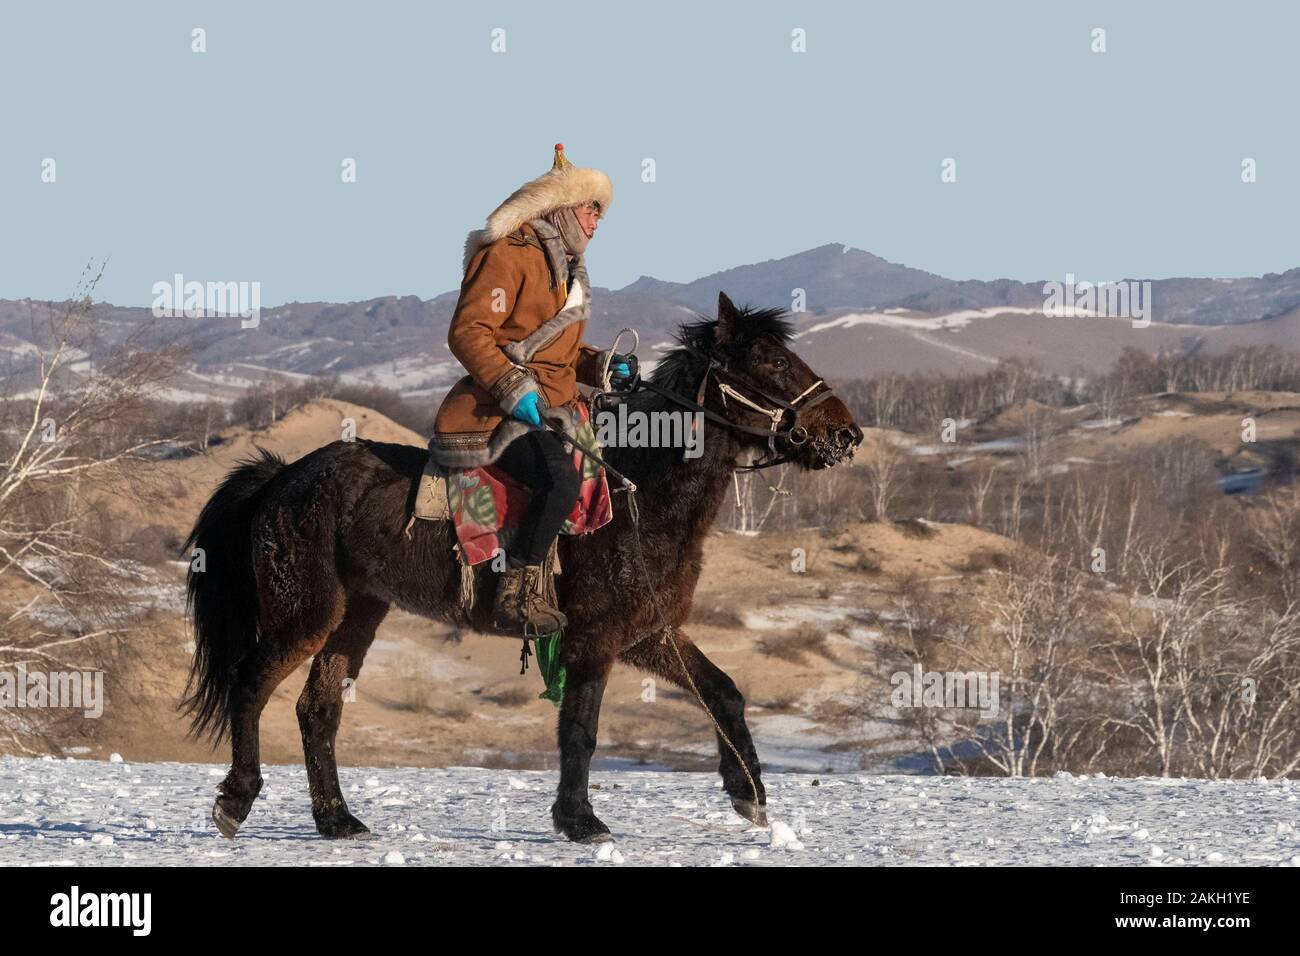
[443,403,613,566]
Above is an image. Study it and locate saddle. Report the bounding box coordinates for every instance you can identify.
[405,402,614,609]
[410,456,452,523]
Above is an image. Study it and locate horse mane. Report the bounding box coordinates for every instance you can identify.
[648,304,796,395]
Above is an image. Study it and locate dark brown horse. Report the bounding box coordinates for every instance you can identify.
[182,292,862,843]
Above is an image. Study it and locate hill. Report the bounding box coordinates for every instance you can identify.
[6,248,1300,402]
[15,391,1298,779]
[48,397,1029,773]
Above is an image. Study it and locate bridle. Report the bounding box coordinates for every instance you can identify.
[632,343,838,470]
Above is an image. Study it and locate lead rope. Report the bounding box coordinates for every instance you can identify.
[552,414,760,809]
[540,420,760,807]
[621,486,761,813]
[550,344,782,813]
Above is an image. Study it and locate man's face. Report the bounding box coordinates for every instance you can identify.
[574,203,600,240]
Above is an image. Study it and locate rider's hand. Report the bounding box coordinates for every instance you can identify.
[509,391,543,428]
[608,353,637,388]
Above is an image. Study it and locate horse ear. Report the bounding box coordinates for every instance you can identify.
[718,291,739,321]
[715,291,740,349]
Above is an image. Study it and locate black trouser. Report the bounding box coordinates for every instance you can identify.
[493,430,582,567]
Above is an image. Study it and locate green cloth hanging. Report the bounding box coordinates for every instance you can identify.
[531,632,566,705]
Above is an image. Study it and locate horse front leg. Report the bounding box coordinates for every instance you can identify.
[551,652,614,843]
[621,630,767,826]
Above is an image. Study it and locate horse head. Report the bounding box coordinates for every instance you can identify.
[650,291,863,469]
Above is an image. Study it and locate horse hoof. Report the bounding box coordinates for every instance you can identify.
[212,802,243,839]
[212,776,262,838]
[552,804,612,844]
[732,799,769,827]
[317,813,372,840]
[326,827,373,841]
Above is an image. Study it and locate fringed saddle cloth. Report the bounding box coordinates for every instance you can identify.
[406,401,614,615]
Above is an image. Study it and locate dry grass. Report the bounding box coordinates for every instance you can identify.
[894,517,938,539]
[388,679,436,713]
[752,692,803,713]
[433,705,474,723]
[689,604,744,628]
[953,548,1012,574]
[485,684,539,708]
[810,696,869,730]
[852,550,883,574]
[757,623,835,665]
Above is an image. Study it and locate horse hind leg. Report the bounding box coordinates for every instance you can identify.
[213,597,345,838]
[296,594,388,839]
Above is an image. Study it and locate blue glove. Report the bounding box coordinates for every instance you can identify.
[609,354,636,388]
[510,391,543,428]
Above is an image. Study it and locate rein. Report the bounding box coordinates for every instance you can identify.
[630,344,837,470]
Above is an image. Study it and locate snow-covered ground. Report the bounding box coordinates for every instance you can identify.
[2,757,1297,866]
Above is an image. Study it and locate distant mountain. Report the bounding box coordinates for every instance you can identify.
[620,244,952,314]
[896,268,1300,325]
[3,246,1299,401]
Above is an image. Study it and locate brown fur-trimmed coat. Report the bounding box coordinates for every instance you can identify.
[431,221,605,467]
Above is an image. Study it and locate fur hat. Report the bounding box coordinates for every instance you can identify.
[462,143,612,273]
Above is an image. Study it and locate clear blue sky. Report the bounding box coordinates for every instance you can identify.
[1,0,1294,306]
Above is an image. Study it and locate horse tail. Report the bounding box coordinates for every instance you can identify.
[180,447,285,742]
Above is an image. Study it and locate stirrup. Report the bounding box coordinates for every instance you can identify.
[522,619,565,639]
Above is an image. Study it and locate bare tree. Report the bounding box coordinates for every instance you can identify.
[728,465,793,535]
[999,475,1028,541]
[1018,403,1063,482]
[1131,437,1217,518]
[1176,602,1300,779]
[964,461,999,528]
[1248,487,1300,607]
[958,553,1096,776]
[864,434,904,522]
[1102,549,1226,777]
[1103,540,1300,778]
[0,268,181,750]
[1094,379,1123,423]
[868,557,1102,777]
[869,374,904,428]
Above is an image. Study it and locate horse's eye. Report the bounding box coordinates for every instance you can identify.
[772,357,789,372]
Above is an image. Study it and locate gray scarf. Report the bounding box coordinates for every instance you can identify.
[546,205,591,258]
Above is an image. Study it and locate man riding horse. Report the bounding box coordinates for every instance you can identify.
[430,144,631,635]
[185,148,864,840]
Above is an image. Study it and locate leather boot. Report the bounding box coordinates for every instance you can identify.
[492,564,567,634]
[519,564,568,633]
[492,566,525,631]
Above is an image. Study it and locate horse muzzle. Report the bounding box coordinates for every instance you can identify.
[797,418,863,470]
